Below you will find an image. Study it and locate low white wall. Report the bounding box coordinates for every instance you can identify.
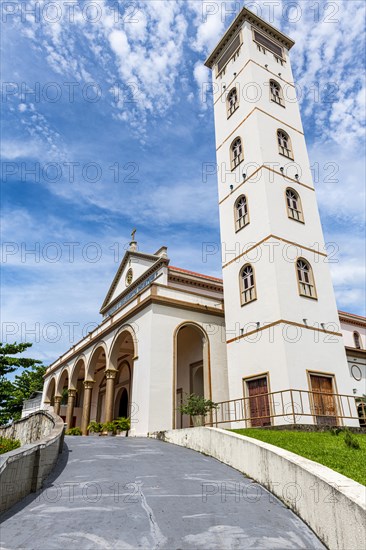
[149,427,366,550]
[0,411,65,514]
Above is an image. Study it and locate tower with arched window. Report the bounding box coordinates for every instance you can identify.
[205,7,356,425]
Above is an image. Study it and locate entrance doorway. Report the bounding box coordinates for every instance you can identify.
[118,388,129,418]
[191,361,204,397]
[310,374,337,426]
[175,323,210,429]
[110,331,135,423]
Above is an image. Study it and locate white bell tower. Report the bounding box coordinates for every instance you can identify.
[205,8,355,425]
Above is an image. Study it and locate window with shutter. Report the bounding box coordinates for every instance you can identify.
[216,34,242,75]
[253,30,283,58]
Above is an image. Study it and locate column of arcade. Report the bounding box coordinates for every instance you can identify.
[61,364,119,435]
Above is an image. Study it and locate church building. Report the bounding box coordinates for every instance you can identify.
[41,7,365,435]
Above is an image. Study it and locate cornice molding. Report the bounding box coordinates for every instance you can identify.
[205,7,294,69]
[222,234,327,269]
[227,319,342,344]
[45,293,224,379]
[100,257,168,315]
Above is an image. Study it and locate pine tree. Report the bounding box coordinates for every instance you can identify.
[0,342,44,425]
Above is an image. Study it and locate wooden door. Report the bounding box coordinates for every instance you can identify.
[310,375,337,426]
[247,377,271,427]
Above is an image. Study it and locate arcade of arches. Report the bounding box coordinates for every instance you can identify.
[44,330,136,435]
[44,323,210,434]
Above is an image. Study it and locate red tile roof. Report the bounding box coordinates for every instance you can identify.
[338,310,366,321]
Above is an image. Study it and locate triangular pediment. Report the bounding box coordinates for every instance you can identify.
[100,248,168,315]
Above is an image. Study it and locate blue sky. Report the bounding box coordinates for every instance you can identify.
[1,0,365,366]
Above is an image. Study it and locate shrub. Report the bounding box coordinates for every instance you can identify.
[0,436,21,454]
[102,421,116,434]
[344,429,361,450]
[65,427,82,436]
[87,421,102,433]
[114,417,130,432]
[179,394,218,417]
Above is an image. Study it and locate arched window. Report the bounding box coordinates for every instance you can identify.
[235,195,249,231]
[286,188,303,222]
[353,331,362,349]
[277,129,293,159]
[240,264,256,305]
[296,258,317,298]
[227,87,238,117]
[231,137,243,169]
[270,80,284,106]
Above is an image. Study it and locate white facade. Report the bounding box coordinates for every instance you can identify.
[21,392,43,418]
[339,311,366,399]
[41,239,365,433]
[42,245,228,436]
[42,8,365,433]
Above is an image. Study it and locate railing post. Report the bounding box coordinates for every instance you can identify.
[290,390,296,425]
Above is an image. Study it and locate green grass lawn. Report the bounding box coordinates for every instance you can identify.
[231,429,366,485]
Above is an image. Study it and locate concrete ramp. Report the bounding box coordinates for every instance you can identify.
[0,437,324,549]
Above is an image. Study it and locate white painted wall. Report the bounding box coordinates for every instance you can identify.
[341,319,366,399]
[340,320,366,349]
[109,256,158,304]
[146,302,228,435]
[346,355,366,400]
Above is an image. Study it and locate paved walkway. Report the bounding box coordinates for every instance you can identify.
[0,437,324,549]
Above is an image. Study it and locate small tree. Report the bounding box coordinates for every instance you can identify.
[114,417,130,432]
[0,342,42,377]
[87,421,103,434]
[0,342,44,425]
[179,394,218,426]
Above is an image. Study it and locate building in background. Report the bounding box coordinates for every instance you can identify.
[21,391,43,418]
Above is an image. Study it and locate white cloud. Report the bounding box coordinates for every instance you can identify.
[1,139,43,160]
[193,62,210,106]
[109,29,130,58]
[309,141,365,226]
[188,0,228,53]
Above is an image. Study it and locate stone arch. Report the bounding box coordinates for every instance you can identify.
[85,342,108,380]
[108,329,136,422]
[108,324,138,366]
[56,366,70,396]
[69,356,87,411]
[173,321,212,429]
[70,355,86,388]
[44,376,57,404]
[86,343,108,424]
